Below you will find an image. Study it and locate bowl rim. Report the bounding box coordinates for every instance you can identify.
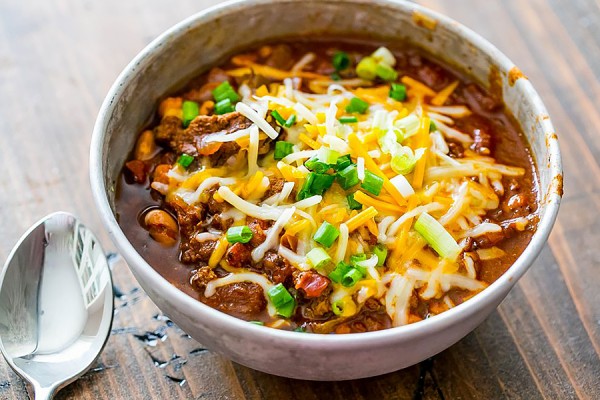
[90,0,562,346]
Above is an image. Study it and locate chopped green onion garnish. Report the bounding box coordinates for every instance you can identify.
[356,56,378,80]
[249,321,264,326]
[389,83,407,102]
[332,51,351,71]
[296,173,316,200]
[414,212,461,260]
[336,164,360,190]
[182,101,199,127]
[342,267,364,287]
[331,72,341,81]
[317,147,340,165]
[346,193,362,210]
[270,109,287,126]
[306,247,331,269]
[267,283,295,318]
[328,262,352,284]
[304,157,330,173]
[375,63,398,82]
[391,149,417,175]
[274,141,294,160]
[277,300,296,318]
[345,97,369,114]
[335,154,352,171]
[361,171,384,195]
[429,120,437,132]
[177,154,194,169]
[350,253,367,266]
[294,326,306,332]
[310,173,335,195]
[313,222,340,248]
[339,116,359,124]
[212,81,240,103]
[332,299,346,316]
[214,98,235,115]
[226,225,253,244]
[373,244,388,267]
[284,114,297,128]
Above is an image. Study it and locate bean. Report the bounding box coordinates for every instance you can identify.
[144,209,178,245]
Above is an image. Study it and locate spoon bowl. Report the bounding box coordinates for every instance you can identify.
[0,212,114,399]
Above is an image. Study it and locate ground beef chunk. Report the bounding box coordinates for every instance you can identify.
[263,177,286,200]
[166,196,205,237]
[206,187,226,214]
[334,298,392,334]
[447,141,465,158]
[455,114,494,155]
[300,286,333,321]
[154,116,183,142]
[181,239,217,264]
[159,113,252,165]
[261,251,295,284]
[265,44,294,70]
[190,266,217,289]
[226,243,252,269]
[463,83,502,112]
[203,282,267,317]
[248,219,269,247]
[294,271,330,298]
[416,63,450,91]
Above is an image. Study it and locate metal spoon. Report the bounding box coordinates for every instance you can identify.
[0,212,114,399]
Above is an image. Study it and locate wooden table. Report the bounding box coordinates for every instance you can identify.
[0,0,598,398]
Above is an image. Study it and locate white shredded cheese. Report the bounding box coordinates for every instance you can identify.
[252,207,296,262]
[357,157,365,181]
[236,102,279,139]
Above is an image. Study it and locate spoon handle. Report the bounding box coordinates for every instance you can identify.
[32,384,55,400]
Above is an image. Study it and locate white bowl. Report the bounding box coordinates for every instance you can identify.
[90,0,562,380]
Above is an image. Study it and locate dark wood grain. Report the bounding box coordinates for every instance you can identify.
[0,0,598,399]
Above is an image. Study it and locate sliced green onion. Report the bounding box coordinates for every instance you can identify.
[333,51,351,71]
[214,98,235,115]
[414,212,461,260]
[389,83,407,102]
[350,253,367,266]
[313,222,340,248]
[284,114,297,128]
[177,153,194,169]
[182,101,199,127]
[356,56,378,80]
[249,321,264,326]
[372,47,396,67]
[270,109,287,126]
[268,283,293,307]
[345,97,369,114]
[391,148,417,175]
[267,283,295,318]
[336,164,359,190]
[375,63,398,82]
[277,300,296,318]
[373,244,388,267]
[274,141,294,160]
[212,81,240,103]
[346,193,363,210]
[310,173,335,195]
[226,225,253,244]
[341,267,364,287]
[306,247,331,269]
[304,157,330,173]
[296,173,316,200]
[335,154,352,171]
[294,326,306,332]
[317,147,340,165]
[429,120,437,132]
[339,116,358,124]
[331,72,341,81]
[361,171,384,195]
[332,299,346,316]
[328,262,352,284]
